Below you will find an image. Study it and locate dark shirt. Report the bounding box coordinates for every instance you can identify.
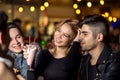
[35,42,81,80]
[88,64,97,80]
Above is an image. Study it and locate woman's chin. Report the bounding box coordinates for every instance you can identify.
[13,49,22,53]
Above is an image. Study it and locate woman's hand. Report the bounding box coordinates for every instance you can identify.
[23,43,38,59]
[74,28,81,42]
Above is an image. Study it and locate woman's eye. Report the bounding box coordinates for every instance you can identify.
[16,35,22,38]
[63,34,70,38]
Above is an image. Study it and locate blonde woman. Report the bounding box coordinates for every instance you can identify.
[35,19,81,80]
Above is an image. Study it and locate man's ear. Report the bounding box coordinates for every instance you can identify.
[97,33,104,42]
[0,32,2,44]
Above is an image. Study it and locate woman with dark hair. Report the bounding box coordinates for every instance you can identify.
[7,22,42,80]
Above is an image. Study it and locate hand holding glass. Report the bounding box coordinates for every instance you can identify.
[25,43,37,70]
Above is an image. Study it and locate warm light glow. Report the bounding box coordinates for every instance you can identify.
[113,17,117,22]
[30,6,35,12]
[100,0,104,5]
[40,16,48,26]
[26,23,32,31]
[104,12,109,17]
[87,2,92,8]
[44,2,49,7]
[73,3,78,9]
[8,9,12,13]
[26,0,30,2]
[101,14,105,17]
[108,16,112,22]
[82,16,84,19]
[76,9,81,14]
[18,7,24,13]
[40,6,45,11]
[77,0,81,2]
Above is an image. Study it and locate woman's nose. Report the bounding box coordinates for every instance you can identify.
[57,33,63,38]
[14,39,19,44]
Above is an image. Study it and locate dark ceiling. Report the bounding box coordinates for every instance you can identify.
[1,0,120,8]
[2,0,120,5]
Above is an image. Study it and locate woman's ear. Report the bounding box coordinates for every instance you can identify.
[97,33,104,42]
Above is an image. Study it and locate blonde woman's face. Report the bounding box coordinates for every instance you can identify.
[54,23,74,47]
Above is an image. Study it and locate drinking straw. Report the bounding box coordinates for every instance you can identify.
[34,37,36,43]
[29,35,31,44]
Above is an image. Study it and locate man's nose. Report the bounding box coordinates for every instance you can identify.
[79,34,83,42]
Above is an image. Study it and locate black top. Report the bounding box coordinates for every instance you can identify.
[35,42,81,80]
[88,63,97,80]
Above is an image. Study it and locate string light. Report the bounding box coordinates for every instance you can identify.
[100,0,104,5]
[18,7,24,13]
[73,3,78,9]
[101,14,105,17]
[87,2,92,8]
[76,9,81,14]
[77,0,81,2]
[30,6,35,12]
[113,17,117,22]
[40,6,45,11]
[104,12,109,17]
[44,2,49,7]
[26,0,30,1]
[108,16,112,22]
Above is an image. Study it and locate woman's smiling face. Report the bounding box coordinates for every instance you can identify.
[54,23,75,47]
[9,28,24,53]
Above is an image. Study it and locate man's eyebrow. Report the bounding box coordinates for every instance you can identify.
[81,31,88,33]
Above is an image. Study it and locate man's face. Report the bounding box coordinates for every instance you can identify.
[80,24,98,52]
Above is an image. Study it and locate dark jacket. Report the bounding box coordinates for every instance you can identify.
[7,42,42,79]
[79,44,120,80]
[7,51,28,78]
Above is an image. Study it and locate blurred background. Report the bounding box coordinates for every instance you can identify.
[0,0,120,49]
